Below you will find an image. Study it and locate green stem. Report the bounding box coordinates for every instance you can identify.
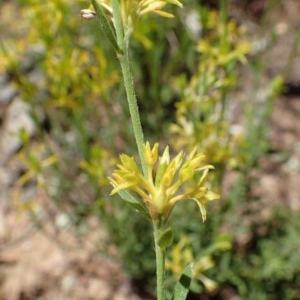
[153,220,166,300]
[109,3,165,298]
[111,0,147,176]
[119,53,147,175]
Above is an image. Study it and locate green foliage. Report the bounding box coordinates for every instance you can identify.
[214,208,300,299]
[103,206,157,292]
[0,0,122,222]
[169,6,250,170]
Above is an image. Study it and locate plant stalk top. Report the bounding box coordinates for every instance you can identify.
[85,0,182,37]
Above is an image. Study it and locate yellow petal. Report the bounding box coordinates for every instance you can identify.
[153,10,175,18]
[140,2,166,15]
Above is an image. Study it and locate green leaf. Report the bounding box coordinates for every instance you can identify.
[90,0,122,54]
[157,227,174,249]
[117,190,150,219]
[172,263,193,300]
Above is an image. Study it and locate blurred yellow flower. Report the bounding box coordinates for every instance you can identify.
[166,236,218,293]
[90,0,182,30]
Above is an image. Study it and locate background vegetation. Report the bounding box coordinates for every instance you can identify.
[1,0,300,299]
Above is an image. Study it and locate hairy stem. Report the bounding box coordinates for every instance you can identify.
[111,0,147,176]
[153,220,166,300]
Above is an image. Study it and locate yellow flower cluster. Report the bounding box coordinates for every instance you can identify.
[90,0,182,29]
[110,142,219,221]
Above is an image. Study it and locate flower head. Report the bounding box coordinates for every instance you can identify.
[92,0,182,29]
[109,142,219,221]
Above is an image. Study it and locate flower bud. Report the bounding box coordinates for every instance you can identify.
[80,9,97,20]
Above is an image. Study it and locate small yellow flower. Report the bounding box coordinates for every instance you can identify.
[166,236,218,293]
[92,0,182,29]
[109,142,219,221]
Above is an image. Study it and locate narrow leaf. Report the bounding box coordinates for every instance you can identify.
[172,263,193,300]
[117,190,150,219]
[90,0,122,53]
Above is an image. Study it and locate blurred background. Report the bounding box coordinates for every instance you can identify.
[1,0,300,299]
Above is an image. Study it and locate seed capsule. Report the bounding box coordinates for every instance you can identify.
[80,9,97,20]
